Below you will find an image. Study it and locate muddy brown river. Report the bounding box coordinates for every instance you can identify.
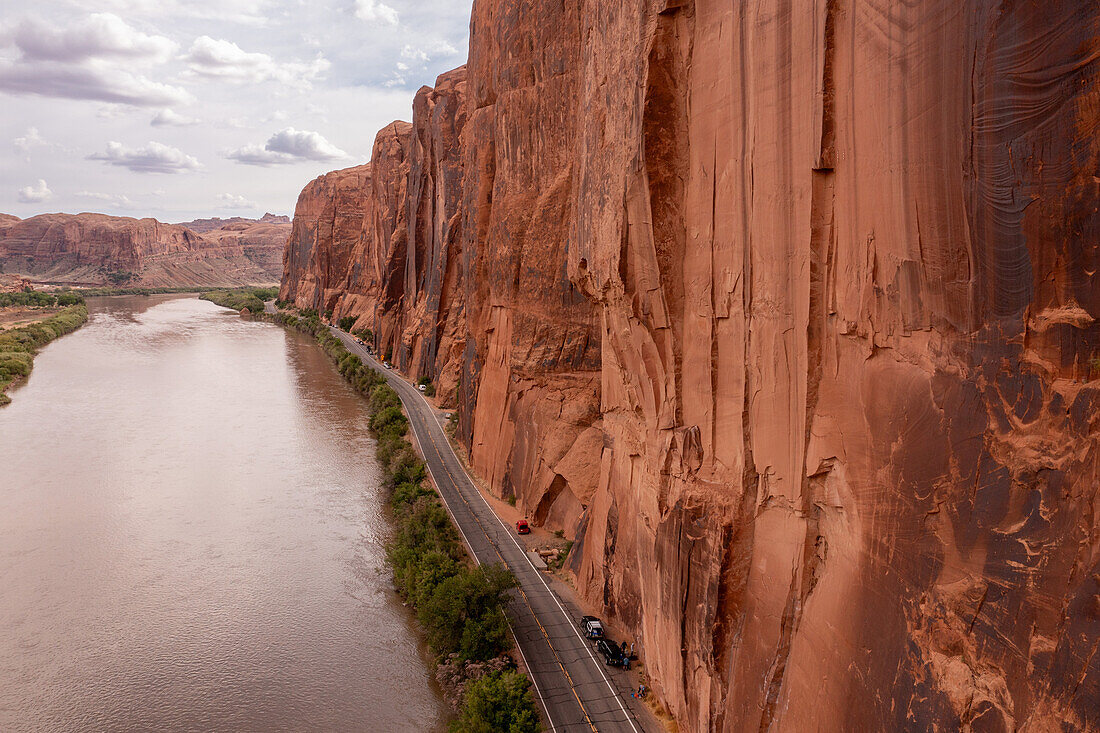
[0,294,447,732]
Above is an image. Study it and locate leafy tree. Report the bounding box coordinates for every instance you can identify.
[391,480,436,509]
[370,405,408,437]
[418,563,516,661]
[368,384,401,413]
[451,671,541,733]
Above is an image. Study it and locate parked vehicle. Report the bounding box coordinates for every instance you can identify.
[581,616,604,639]
[516,519,530,535]
[418,384,427,392]
[595,638,630,669]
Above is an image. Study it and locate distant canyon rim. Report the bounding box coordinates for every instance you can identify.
[0,213,289,288]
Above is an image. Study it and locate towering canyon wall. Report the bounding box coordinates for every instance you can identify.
[281,2,1100,730]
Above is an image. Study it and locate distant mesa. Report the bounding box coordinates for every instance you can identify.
[175,212,291,233]
[0,211,289,287]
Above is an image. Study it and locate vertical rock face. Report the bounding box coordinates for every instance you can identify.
[281,73,469,405]
[459,0,602,525]
[281,163,373,310]
[280,2,1100,730]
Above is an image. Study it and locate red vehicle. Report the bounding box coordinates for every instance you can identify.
[516,519,530,535]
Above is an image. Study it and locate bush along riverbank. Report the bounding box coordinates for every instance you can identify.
[199,287,279,314]
[0,303,88,406]
[271,308,542,732]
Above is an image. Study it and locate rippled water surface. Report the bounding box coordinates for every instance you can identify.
[0,295,446,732]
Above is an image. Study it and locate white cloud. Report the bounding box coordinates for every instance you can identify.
[182,36,329,89]
[225,127,347,166]
[355,0,399,25]
[17,179,52,203]
[150,108,198,126]
[216,193,257,209]
[8,13,177,63]
[400,40,458,64]
[0,14,190,108]
[13,127,46,154]
[65,0,270,26]
[88,141,202,173]
[400,45,428,63]
[75,190,136,208]
[265,127,346,158]
[0,60,193,107]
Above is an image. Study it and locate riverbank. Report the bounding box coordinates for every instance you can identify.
[270,306,541,732]
[198,287,279,314]
[0,296,88,406]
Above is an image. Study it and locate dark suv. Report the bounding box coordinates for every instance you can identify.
[594,638,630,669]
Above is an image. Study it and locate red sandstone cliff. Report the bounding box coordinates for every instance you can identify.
[0,213,287,286]
[281,2,1100,730]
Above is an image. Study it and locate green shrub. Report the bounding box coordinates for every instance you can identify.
[0,290,86,308]
[370,405,408,437]
[198,288,271,314]
[391,481,437,509]
[368,383,401,412]
[338,315,357,331]
[376,431,406,466]
[450,671,541,733]
[418,563,516,662]
[388,447,426,488]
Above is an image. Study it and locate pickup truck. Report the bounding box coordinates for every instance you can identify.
[595,638,630,669]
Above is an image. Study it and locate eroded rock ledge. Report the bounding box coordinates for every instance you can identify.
[280,2,1100,730]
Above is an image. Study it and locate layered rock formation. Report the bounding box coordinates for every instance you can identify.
[281,1,1100,730]
[175,213,290,233]
[0,213,288,286]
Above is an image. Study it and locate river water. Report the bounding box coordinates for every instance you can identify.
[0,294,447,732]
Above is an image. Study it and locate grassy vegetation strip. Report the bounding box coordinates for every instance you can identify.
[199,287,279,314]
[60,286,209,297]
[0,304,88,405]
[0,290,85,308]
[273,309,541,732]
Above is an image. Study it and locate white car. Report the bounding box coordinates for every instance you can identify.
[418,384,427,392]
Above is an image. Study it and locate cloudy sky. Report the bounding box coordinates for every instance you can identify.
[0,0,473,221]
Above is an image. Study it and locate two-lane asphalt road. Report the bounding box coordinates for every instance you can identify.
[325,326,648,732]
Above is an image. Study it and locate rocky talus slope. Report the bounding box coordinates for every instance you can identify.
[281,2,1100,730]
[0,213,288,286]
